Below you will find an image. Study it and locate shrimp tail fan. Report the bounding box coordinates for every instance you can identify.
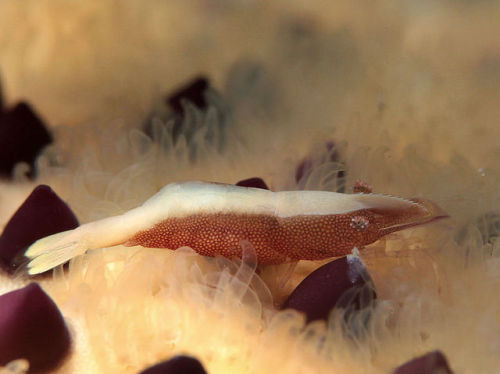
[25,229,87,275]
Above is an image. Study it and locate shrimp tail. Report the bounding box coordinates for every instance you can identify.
[25,229,88,275]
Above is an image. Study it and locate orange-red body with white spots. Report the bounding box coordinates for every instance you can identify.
[126,211,393,264]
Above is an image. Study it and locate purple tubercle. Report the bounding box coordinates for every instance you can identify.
[295,158,313,185]
[0,76,4,113]
[0,283,71,373]
[145,75,211,143]
[282,255,376,323]
[167,77,209,116]
[0,185,79,273]
[138,355,207,374]
[393,350,454,374]
[295,141,345,192]
[235,177,270,190]
[0,102,53,179]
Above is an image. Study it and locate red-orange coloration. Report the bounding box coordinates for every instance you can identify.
[126,204,429,264]
[353,180,373,194]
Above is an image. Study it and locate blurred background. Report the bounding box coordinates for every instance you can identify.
[0,1,499,373]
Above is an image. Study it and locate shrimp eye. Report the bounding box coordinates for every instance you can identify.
[350,216,370,231]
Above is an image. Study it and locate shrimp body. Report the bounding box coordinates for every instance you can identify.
[25,182,444,274]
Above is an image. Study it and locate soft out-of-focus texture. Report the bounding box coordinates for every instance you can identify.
[0,0,499,373]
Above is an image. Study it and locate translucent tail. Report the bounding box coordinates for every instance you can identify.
[25,229,88,275]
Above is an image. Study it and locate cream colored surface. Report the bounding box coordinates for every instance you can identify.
[0,0,499,373]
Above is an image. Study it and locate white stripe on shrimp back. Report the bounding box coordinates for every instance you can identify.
[139,182,421,222]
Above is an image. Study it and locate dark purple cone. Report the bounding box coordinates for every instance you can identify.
[235,177,269,190]
[139,355,207,374]
[282,255,376,323]
[295,158,313,184]
[0,185,79,272]
[0,102,53,179]
[393,350,454,374]
[167,76,209,116]
[0,77,4,113]
[295,141,345,192]
[0,283,71,373]
[143,76,211,143]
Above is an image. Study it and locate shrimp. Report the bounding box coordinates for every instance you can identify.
[25,181,446,274]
